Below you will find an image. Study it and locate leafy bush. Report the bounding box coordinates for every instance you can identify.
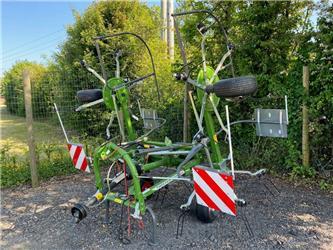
[1,61,52,118]
[53,1,182,136]
[0,143,76,188]
[177,0,332,175]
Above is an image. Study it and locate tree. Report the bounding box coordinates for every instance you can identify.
[1,61,48,117]
[52,0,183,137]
[176,0,312,172]
[55,0,181,106]
[308,1,333,171]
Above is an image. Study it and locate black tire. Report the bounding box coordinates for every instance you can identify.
[195,202,217,223]
[77,89,103,103]
[207,76,257,98]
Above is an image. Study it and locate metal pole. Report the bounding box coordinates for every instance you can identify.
[23,69,39,187]
[173,15,190,142]
[54,103,69,143]
[284,95,289,125]
[225,105,235,180]
[302,66,310,167]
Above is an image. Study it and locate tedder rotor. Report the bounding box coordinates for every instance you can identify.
[55,9,289,245]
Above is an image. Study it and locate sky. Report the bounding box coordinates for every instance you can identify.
[1,1,318,77]
[0,0,161,76]
[1,1,92,76]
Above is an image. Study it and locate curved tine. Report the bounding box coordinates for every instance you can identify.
[94,32,161,102]
[209,49,233,85]
[75,98,104,112]
[146,206,158,246]
[172,10,228,43]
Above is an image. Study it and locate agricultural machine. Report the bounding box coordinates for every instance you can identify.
[56,10,289,244]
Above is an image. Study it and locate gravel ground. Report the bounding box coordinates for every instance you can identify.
[1,172,333,250]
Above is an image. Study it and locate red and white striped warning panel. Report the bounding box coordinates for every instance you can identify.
[193,166,237,216]
[67,143,90,173]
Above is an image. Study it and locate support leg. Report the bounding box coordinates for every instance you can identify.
[180,191,195,210]
[104,200,110,224]
[176,209,190,238]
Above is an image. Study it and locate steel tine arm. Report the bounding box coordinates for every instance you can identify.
[208,96,228,133]
[81,60,106,85]
[176,143,205,177]
[75,98,104,112]
[209,49,233,85]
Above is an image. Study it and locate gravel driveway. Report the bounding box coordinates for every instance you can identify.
[1,172,332,249]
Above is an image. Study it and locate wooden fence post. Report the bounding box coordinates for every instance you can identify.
[302,66,310,167]
[23,69,39,187]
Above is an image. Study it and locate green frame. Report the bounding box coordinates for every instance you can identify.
[91,66,224,214]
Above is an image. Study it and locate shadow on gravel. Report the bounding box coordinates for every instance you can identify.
[1,173,333,249]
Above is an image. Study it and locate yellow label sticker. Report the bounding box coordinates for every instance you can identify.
[101,153,107,160]
[114,198,123,204]
[213,134,218,143]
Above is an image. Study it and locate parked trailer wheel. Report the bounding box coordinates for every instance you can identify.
[77,89,103,102]
[195,202,217,223]
[206,76,257,98]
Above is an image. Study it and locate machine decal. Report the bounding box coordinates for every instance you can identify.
[67,143,90,173]
[193,166,236,216]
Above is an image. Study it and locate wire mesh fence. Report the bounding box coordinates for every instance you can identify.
[0,69,186,186]
[1,68,332,187]
[1,69,185,163]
